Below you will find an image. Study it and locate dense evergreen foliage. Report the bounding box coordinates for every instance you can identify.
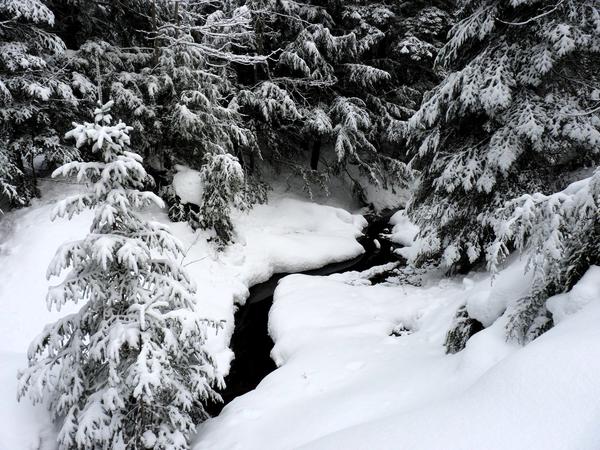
[407,0,600,342]
[239,0,453,198]
[0,0,453,223]
[0,0,78,207]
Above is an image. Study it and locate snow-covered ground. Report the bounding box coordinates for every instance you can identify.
[195,260,600,449]
[0,179,366,450]
[2,176,599,450]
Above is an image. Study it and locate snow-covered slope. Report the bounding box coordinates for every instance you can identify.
[0,180,367,450]
[195,263,600,450]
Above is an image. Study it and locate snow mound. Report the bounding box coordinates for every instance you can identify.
[303,289,600,450]
[172,164,203,205]
[465,257,534,327]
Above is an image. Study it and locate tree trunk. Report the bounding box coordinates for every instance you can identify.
[310,139,321,171]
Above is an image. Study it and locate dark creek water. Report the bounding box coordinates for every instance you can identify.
[208,212,400,415]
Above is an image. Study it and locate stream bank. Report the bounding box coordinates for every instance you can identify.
[209,212,401,415]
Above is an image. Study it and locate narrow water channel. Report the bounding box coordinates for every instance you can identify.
[208,212,400,415]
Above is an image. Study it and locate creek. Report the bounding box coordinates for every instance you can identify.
[209,212,400,414]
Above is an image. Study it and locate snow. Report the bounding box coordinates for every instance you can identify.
[0,180,90,354]
[465,255,534,327]
[194,262,600,450]
[386,208,420,261]
[302,299,600,450]
[361,182,410,211]
[0,353,57,450]
[386,209,418,246]
[547,266,600,324]
[172,164,204,205]
[0,179,366,449]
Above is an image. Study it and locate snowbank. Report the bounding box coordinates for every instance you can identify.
[0,180,366,449]
[0,181,90,355]
[195,263,600,450]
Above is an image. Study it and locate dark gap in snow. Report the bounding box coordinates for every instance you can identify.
[208,211,401,416]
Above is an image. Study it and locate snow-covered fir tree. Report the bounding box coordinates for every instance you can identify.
[160,2,260,162]
[17,101,222,449]
[0,0,76,206]
[406,0,600,341]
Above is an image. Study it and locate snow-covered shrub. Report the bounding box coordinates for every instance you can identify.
[445,305,484,353]
[160,161,266,247]
[487,170,600,343]
[17,102,222,449]
[197,152,246,246]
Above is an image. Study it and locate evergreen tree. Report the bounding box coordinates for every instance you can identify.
[47,0,160,49]
[406,0,600,341]
[18,102,222,449]
[0,0,76,206]
[59,0,260,163]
